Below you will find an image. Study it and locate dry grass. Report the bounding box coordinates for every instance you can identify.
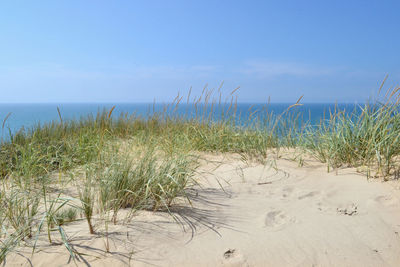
[1,83,400,263]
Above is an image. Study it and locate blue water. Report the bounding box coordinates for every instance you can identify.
[0,103,362,137]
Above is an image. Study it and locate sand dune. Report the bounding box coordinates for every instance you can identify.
[6,153,400,266]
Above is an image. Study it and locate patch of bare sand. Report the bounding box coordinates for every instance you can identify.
[6,153,400,266]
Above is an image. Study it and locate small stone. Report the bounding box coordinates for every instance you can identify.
[223,249,236,259]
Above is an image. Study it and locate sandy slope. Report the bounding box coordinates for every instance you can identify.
[6,153,400,266]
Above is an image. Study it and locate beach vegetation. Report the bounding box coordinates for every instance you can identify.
[1,83,400,263]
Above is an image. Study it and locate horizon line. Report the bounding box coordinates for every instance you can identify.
[0,101,369,105]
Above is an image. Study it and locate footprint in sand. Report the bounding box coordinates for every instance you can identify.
[222,248,249,267]
[298,191,319,200]
[317,202,330,212]
[281,186,294,199]
[264,210,295,229]
[317,202,359,216]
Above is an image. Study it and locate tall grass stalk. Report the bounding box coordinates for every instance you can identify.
[1,84,400,263]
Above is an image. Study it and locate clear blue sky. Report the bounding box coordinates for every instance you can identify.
[0,0,399,103]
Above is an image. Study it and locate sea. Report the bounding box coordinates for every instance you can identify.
[0,103,363,138]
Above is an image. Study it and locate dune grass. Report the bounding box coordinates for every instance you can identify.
[302,87,400,178]
[1,84,400,263]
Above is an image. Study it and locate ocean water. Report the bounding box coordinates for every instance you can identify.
[0,103,362,137]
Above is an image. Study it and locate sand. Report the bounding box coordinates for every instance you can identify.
[5,152,400,266]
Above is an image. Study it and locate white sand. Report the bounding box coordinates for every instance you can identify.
[6,153,400,266]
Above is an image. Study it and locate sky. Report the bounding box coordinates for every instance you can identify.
[0,0,399,103]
